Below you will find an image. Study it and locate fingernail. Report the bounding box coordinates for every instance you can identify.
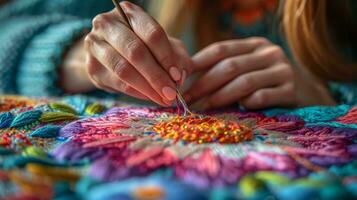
[180,70,187,86]
[162,86,177,101]
[169,67,181,81]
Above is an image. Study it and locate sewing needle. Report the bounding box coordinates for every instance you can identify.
[111,0,192,116]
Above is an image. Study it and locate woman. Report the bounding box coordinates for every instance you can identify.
[1,0,356,110]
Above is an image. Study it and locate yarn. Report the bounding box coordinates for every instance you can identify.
[21,146,47,158]
[29,125,61,138]
[152,115,252,144]
[49,102,78,115]
[0,95,357,200]
[85,103,105,115]
[239,175,267,197]
[10,110,42,127]
[0,112,13,128]
[39,112,78,123]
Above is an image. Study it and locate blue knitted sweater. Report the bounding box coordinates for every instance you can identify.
[0,0,356,105]
[0,0,113,96]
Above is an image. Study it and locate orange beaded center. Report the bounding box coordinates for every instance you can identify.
[152,115,252,144]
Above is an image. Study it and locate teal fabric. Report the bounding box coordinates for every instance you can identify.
[16,19,91,96]
[0,0,113,96]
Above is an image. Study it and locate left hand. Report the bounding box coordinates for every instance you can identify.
[184,37,335,110]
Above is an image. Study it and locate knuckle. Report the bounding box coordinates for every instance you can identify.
[285,83,295,93]
[268,46,285,60]
[92,14,108,30]
[280,64,294,78]
[146,25,165,45]
[126,40,145,61]
[148,72,164,86]
[283,84,298,106]
[159,54,173,68]
[84,34,95,48]
[220,58,237,75]
[116,81,131,93]
[239,75,254,93]
[113,60,132,78]
[254,91,268,107]
[250,37,270,46]
[210,42,227,56]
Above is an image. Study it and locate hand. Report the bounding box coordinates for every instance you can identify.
[61,38,96,94]
[185,37,336,110]
[84,1,190,106]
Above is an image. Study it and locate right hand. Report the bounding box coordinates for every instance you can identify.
[85,1,191,106]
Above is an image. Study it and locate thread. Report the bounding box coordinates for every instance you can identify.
[0,112,14,128]
[1,95,357,200]
[83,135,136,148]
[21,146,47,158]
[85,103,105,115]
[29,125,61,138]
[49,102,78,115]
[152,115,252,144]
[337,108,357,124]
[39,112,78,123]
[10,110,42,128]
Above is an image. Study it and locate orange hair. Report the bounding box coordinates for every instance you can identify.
[283,0,357,81]
[152,0,357,81]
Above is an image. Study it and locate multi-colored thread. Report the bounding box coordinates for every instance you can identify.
[152,115,252,144]
[0,95,357,200]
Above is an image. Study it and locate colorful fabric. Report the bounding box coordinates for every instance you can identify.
[1,95,357,200]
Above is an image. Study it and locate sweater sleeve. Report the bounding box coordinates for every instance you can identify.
[0,15,91,96]
[0,0,145,97]
[16,17,91,96]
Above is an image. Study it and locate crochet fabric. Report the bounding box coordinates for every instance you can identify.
[0,95,357,200]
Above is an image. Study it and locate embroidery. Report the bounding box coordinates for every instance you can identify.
[0,95,357,200]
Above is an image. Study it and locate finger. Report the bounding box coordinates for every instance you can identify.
[120,2,182,82]
[185,47,288,103]
[93,12,177,101]
[169,37,192,85]
[203,65,290,109]
[239,84,296,109]
[192,37,270,71]
[97,71,150,101]
[86,54,114,92]
[85,34,168,106]
[85,52,150,99]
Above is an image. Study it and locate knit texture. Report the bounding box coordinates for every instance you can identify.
[16,19,91,96]
[1,95,357,199]
[0,0,113,96]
